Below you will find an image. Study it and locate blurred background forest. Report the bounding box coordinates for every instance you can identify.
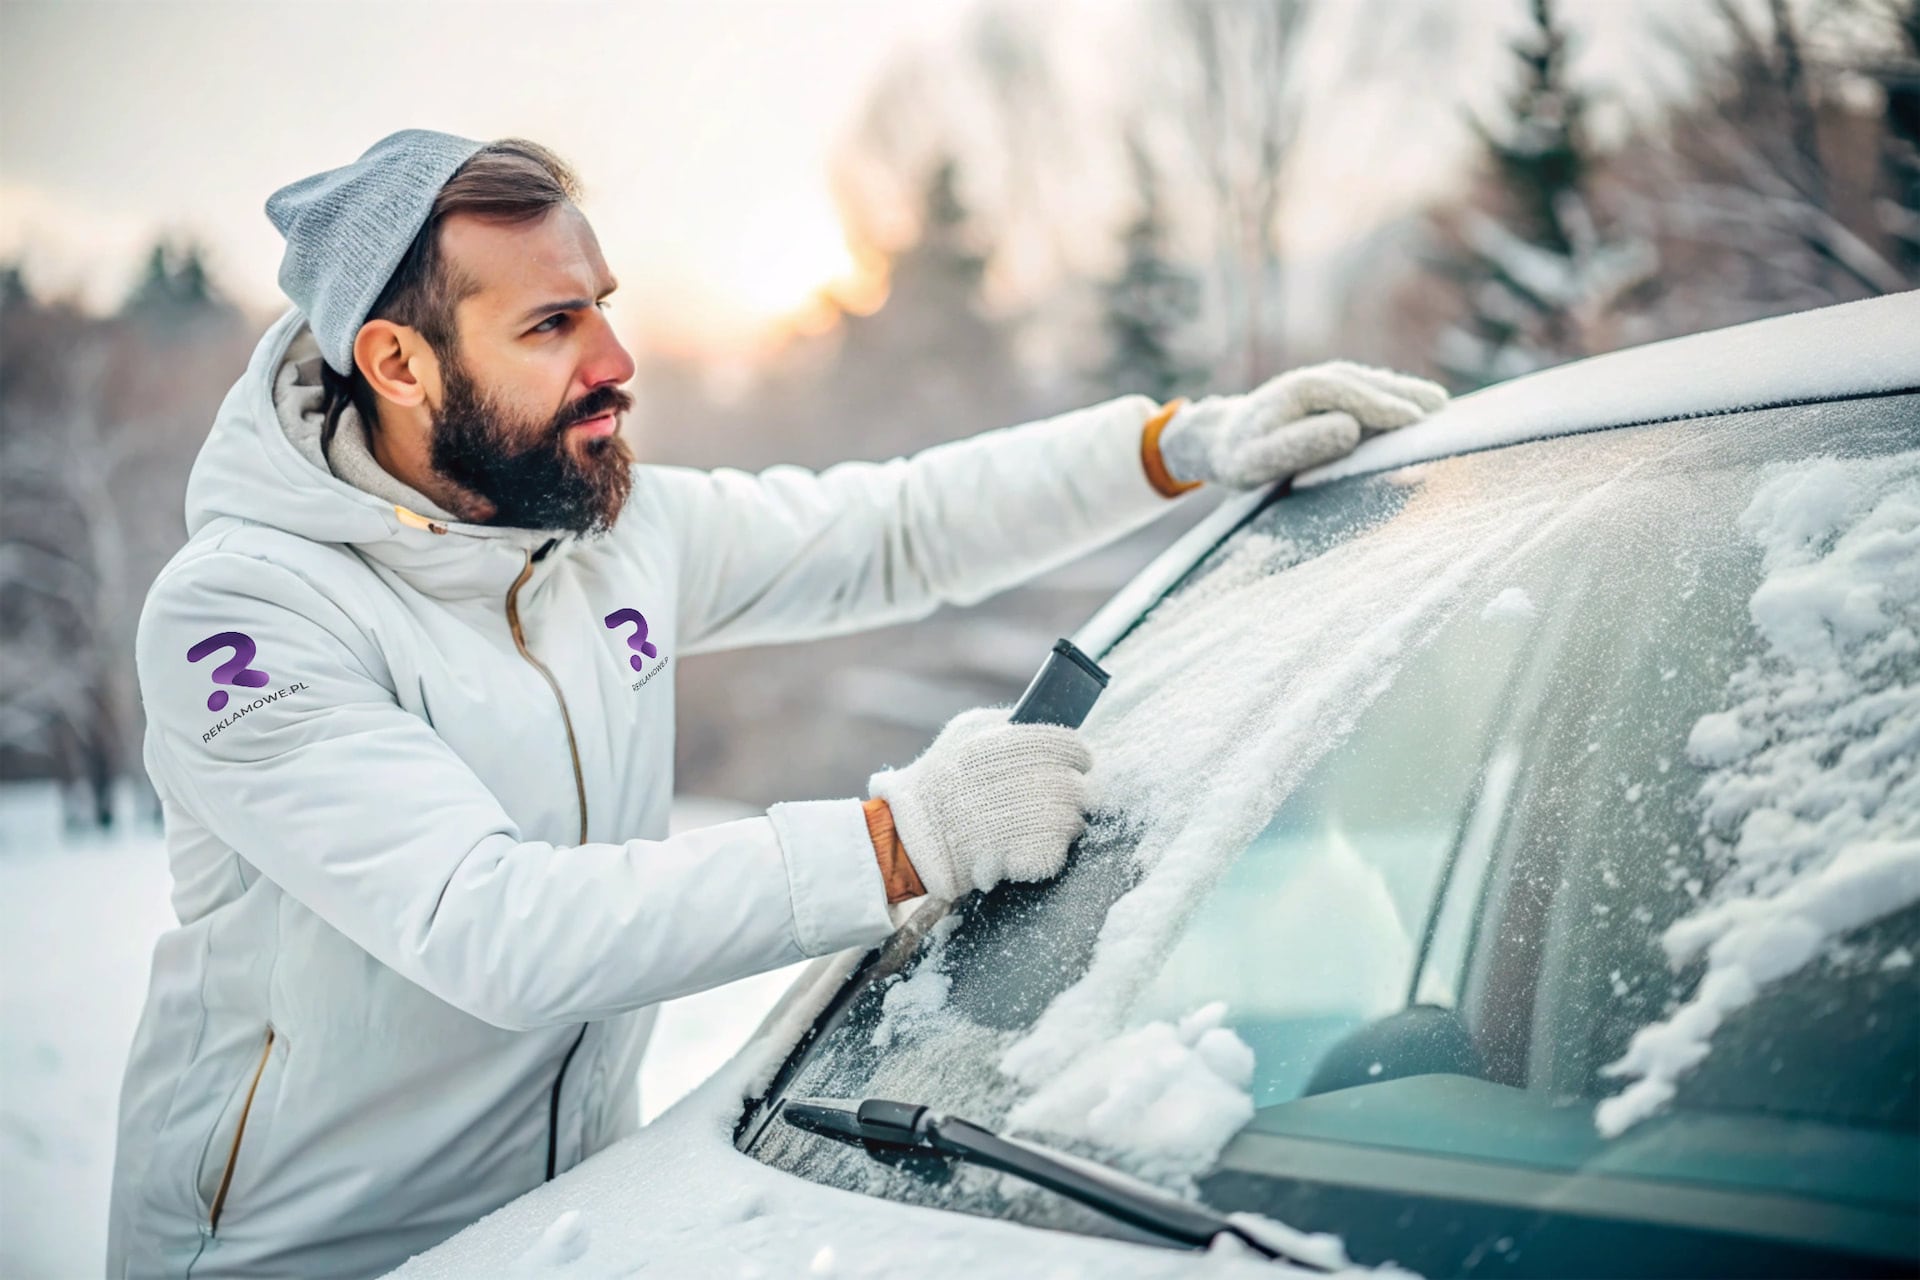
[3,0,1917,828]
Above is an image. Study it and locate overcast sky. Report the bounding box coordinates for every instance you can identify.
[2,0,1702,355]
[0,0,976,350]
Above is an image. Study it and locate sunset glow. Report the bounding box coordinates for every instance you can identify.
[0,0,965,362]
[713,191,890,340]
[626,186,891,357]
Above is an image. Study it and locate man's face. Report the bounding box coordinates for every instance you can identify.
[427,204,638,534]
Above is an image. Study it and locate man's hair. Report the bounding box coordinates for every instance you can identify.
[319,138,581,449]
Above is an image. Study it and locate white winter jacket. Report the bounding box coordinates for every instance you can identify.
[107,305,1176,1278]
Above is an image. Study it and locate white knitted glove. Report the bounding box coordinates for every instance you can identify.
[1159,360,1449,490]
[868,706,1092,902]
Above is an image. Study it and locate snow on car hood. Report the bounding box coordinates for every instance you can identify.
[388,1005,1388,1280]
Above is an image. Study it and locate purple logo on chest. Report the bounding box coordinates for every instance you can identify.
[603,609,660,671]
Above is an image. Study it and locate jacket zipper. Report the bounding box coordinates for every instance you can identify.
[546,1024,590,1180]
[208,1026,274,1234]
[503,541,593,1181]
[504,543,589,844]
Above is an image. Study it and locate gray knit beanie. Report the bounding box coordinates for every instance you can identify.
[265,128,487,376]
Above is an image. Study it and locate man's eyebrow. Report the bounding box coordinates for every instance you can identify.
[514,279,620,327]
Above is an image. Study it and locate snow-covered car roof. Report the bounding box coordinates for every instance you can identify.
[1303,290,1920,488]
[1076,293,1920,659]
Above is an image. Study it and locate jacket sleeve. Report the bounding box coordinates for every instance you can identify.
[138,548,895,1032]
[643,394,1176,655]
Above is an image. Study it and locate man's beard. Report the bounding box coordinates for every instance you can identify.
[428,348,635,535]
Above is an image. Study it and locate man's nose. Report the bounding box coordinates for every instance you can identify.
[582,310,637,391]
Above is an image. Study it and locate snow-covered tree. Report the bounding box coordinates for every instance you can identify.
[1,293,136,824]
[0,243,252,826]
[1432,0,1655,388]
[1097,133,1202,403]
[1162,0,1312,387]
[1623,0,1915,334]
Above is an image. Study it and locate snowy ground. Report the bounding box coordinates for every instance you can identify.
[0,784,796,1280]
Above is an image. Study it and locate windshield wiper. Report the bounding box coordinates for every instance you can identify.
[780,1096,1328,1270]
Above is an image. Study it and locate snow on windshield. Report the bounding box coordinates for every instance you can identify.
[1595,450,1920,1137]
[753,409,1915,1255]
[870,915,961,1050]
[1005,1003,1255,1186]
[1479,585,1537,623]
[991,457,1634,1174]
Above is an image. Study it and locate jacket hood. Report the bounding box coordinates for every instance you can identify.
[184,306,569,595]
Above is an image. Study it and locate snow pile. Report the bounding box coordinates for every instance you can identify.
[512,1210,590,1273]
[1479,586,1537,623]
[1596,451,1920,1137]
[1006,1004,1255,1185]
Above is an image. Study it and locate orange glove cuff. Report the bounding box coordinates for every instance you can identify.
[1140,398,1201,498]
[864,797,926,903]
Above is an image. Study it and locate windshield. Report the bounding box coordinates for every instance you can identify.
[744,394,1920,1269]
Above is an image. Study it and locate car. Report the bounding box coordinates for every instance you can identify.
[394,291,1920,1280]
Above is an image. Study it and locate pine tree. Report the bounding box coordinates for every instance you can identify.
[1099,135,1201,403]
[124,239,235,328]
[1485,0,1584,259]
[1433,0,1654,388]
[814,156,1029,460]
[0,260,29,311]
[127,243,178,311]
[893,160,989,313]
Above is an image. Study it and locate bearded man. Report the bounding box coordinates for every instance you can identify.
[108,129,1446,1278]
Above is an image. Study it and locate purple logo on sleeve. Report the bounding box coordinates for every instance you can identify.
[603,609,659,671]
[187,632,271,711]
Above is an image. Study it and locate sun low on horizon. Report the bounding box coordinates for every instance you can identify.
[623,185,892,359]
[0,166,896,362]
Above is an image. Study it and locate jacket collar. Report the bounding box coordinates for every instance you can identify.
[185,306,580,602]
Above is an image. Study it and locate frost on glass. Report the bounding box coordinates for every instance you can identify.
[750,395,1919,1229]
[1596,450,1920,1136]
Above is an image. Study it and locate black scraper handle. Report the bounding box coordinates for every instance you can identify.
[1009,639,1109,728]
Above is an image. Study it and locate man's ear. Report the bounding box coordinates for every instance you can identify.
[351,319,437,411]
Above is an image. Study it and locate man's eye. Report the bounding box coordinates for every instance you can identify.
[531,301,610,335]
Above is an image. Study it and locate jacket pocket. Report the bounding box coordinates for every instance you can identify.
[196,1025,279,1235]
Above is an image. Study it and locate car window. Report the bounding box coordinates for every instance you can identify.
[744,394,1920,1259]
